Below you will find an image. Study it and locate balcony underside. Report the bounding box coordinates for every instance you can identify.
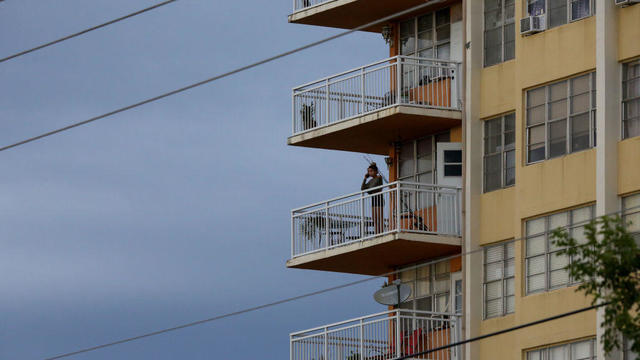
[288,0,458,31]
[286,232,461,275]
[287,105,461,154]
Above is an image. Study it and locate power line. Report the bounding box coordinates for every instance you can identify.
[0,0,446,154]
[40,205,637,359]
[0,0,177,63]
[394,302,609,360]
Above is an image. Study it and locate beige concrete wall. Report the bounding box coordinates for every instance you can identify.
[478,187,515,245]
[517,149,596,220]
[619,4,640,62]
[619,137,640,195]
[471,2,602,358]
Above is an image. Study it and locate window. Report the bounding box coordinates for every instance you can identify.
[443,149,462,176]
[526,72,596,164]
[484,0,515,67]
[525,205,594,294]
[484,113,515,192]
[483,241,515,318]
[399,132,450,184]
[400,8,451,60]
[526,0,594,29]
[399,260,451,313]
[623,193,640,245]
[623,59,640,139]
[527,338,596,360]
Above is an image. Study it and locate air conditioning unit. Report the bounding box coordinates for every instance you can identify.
[615,0,640,6]
[520,15,545,36]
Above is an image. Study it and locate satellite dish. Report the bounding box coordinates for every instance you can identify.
[373,281,412,306]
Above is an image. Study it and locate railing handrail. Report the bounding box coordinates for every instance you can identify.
[291,180,461,214]
[290,309,456,338]
[292,55,460,92]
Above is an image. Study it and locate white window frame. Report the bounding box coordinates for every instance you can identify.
[525,72,596,165]
[526,338,596,360]
[483,241,515,319]
[622,59,640,140]
[483,113,516,192]
[399,8,451,60]
[525,205,594,295]
[398,260,451,313]
[483,0,515,67]
[398,132,450,184]
[525,0,595,29]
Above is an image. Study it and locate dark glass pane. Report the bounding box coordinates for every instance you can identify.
[571,0,591,21]
[528,144,545,163]
[484,154,502,192]
[549,120,567,158]
[504,23,515,61]
[571,113,590,152]
[485,0,501,12]
[548,0,568,28]
[444,150,462,163]
[436,8,450,26]
[528,0,545,16]
[505,167,516,186]
[505,0,515,21]
[485,8,502,29]
[418,13,433,31]
[444,164,462,176]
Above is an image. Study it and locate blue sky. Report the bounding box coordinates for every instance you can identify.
[0,1,390,358]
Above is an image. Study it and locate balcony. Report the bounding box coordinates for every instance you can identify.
[288,181,461,275]
[290,310,460,360]
[289,56,462,154]
[289,0,448,32]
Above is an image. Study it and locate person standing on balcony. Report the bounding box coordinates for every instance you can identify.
[362,163,384,234]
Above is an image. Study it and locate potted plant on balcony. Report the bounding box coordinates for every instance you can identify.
[300,102,317,131]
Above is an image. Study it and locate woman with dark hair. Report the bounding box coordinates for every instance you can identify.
[361,162,385,234]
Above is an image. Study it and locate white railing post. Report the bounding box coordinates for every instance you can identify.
[456,62,462,109]
[395,310,401,357]
[396,57,402,105]
[325,78,330,126]
[396,184,401,232]
[456,188,462,235]
[324,202,330,249]
[324,327,328,360]
[290,338,294,360]
[292,91,296,134]
[360,67,365,113]
[291,211,295,258]
[360,196,365,239]
[359,318,364,360]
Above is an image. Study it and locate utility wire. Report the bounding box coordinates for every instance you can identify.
[0,0,177,63]
[40,205,637,360]
[394,302,610,360]
[0,0,446,154]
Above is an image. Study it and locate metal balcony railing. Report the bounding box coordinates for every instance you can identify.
[291,181,462,258]
[290,310,460,360]
[292,56,461,135]
[292,0,332,12]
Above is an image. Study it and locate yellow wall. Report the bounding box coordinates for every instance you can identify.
[474,3,601,356]
[479,61,516,119]
[619,4,640,61]
[619,137,640,195]
[517,150,596,220]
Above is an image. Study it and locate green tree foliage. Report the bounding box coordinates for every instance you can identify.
[551,215,640,355]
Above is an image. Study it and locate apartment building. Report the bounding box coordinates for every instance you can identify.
[285,1,640,360]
